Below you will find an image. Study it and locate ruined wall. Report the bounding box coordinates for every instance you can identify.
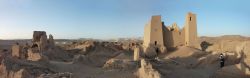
[143,23,151,47]
[48,34,55,47]
[11,44,23,58]
[33,31,46,43]
[27,48,42,61]
[184,12,197,47]
[163,23,185,48]
[32,31,55,52]
[10,31,55,61]
[163,26,173,48]
[134,46,140,61]
[180,28,186,46]
[171,29,184,47]
[39,34,48,52]
[138,59,161,78]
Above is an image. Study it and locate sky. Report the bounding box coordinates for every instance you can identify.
[0,0,249,39]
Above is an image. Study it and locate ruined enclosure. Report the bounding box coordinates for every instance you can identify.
[143,12,198,54]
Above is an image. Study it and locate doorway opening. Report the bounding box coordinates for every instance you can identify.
[155,47,160,55]
[154,41,157,45]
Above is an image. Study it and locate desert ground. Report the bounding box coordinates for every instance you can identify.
[0,34,250,78]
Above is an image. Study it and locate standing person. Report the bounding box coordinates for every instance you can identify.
[219,53,225,68]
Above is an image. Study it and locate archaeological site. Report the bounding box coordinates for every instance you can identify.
[1,12,250,78]
[1,1,250,78]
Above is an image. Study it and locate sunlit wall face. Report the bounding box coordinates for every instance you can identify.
[0,0,249,39]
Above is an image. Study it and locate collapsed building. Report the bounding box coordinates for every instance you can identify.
[32,31,55,52]
[143,12,198,56]
[11,31,55,61]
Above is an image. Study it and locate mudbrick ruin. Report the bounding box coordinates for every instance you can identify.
[0,13,250,78]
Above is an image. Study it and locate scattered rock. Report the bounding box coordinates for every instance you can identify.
[137,59,161,78]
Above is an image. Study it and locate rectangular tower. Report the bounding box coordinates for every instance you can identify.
[143,15,165,47]
[184,12,197,47]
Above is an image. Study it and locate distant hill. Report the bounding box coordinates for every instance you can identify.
[199,35,250,43]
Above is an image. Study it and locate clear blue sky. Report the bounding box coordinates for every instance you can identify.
[0,0,249,39]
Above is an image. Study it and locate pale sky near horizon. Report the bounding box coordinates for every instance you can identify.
[0,0,249,39]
